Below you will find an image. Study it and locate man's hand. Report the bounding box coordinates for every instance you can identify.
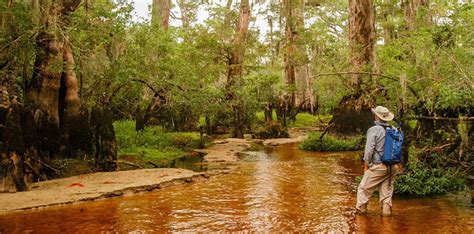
[363,162,369,172]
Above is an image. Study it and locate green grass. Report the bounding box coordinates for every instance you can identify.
[299,132,364,151]
[114,120,208,167]
[119,147,185,161]
[255,111,277,122]
[288,113,328,128]
[255,111,332,128]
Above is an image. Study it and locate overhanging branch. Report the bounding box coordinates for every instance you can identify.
[310,71,421,100]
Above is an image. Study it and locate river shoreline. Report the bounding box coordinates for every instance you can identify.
[0,129,310,213]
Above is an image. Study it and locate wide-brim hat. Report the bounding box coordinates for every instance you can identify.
[371,106,394,122]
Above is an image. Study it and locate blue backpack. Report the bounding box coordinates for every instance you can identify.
[381,125,404,165]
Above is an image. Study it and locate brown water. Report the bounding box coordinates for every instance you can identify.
[0,143,472,232]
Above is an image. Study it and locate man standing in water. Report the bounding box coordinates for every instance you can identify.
[356,106,398,216]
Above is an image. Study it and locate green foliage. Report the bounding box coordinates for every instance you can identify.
[299,132,364,151]
[114,120,206,162]
[395,159,465,195]
[288,113,330,128]
[394,146,467,195]
[374,2,474,114]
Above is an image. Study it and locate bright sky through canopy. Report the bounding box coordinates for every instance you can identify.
[128,0,270,38]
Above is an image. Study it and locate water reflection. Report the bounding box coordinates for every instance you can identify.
[0,143,472,232]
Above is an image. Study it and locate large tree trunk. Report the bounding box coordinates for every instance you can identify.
[28,1,81,122]
[293,1,310,115]
[348,0,375,97]
[283,0,312,121]
[1,0,35,192]
[0,101,28,192]
[330,0,376,135]
[2,0,119,192]
[27,1,83,159]
[61,38,81,115]
[152,0,171,29]
[282,0,304,123]
[226,0,250,138]
[295,64,315,113]
[59,37,91,158]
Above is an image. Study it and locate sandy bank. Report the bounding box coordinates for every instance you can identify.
[195,138,252,163]
[0,168,212,213]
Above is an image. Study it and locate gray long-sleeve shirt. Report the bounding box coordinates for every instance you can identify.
[363,121,391,167]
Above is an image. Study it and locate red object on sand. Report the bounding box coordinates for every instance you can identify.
[67,183,85,188]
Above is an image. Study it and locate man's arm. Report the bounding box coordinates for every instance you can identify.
[363,127,376,171]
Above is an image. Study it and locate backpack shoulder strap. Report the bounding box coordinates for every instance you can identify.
[370,124,387,164]
[373,125,387,167]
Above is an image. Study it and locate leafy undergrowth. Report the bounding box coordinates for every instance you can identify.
[114,120,210,168]
[394,147,466,195]
[299,132,364,151]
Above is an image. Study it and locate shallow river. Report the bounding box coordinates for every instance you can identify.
[0,143,472,232]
